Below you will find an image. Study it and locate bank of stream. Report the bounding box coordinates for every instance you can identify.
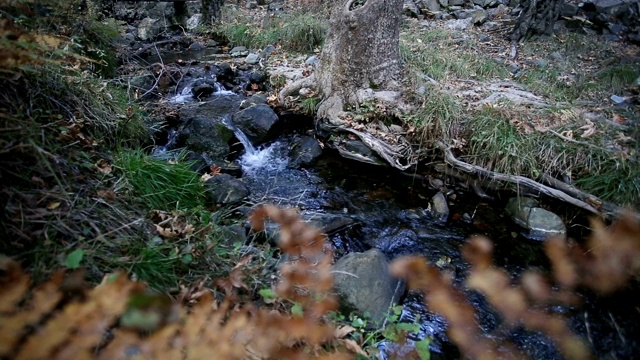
[147,55,639,358]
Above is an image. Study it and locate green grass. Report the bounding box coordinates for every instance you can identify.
[596,65,640,94]
[519,67,581,103]
[300,96,320,116]
[404,88,461,146]
[463,107,639,206]
[216,10,327,53]
[115,150,205,211]
[401,29,509,82]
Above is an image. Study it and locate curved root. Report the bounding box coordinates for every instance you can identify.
[277,74,317,104]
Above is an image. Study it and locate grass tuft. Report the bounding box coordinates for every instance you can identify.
[115,150,205,211]
[404,87,461,146]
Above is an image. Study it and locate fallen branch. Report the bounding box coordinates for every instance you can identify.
[435,142,601,216]
[539,174,638,220]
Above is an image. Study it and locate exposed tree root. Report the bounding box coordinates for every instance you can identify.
[341,126,416,170]
[277,74,317,104]
[470,82,553,107]
[435,141,624,219]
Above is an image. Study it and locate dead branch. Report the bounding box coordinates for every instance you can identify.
[435,141,601,215]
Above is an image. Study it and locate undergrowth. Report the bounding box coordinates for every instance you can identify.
[400,27,508,82]
[463,106,639,207]
[1,206,639,359]
[216,7,327,53]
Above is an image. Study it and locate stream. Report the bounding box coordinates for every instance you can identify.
[157,72,639,359]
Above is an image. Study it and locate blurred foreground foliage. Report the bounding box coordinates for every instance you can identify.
[1,206,639,359]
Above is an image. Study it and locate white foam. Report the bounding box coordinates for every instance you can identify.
[240,142,288,175]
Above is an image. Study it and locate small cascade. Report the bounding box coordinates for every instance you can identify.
[223,116,256,155]
[221,116,288,174]
[171,77,234,103]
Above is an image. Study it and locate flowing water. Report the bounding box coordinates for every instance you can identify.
[157,67,639,358]
[229,129,639,359]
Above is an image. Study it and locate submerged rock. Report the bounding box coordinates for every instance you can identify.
[506,197,566,240]
[205,174,250,205]
[332,249,405,327]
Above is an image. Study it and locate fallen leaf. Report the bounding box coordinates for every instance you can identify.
[97,189,117,201]
[561,130,574,139]
[94,159,112,175]
[612,113,626,124]
[47,202,61,210]
[615,132,633,143]
[334,325,357,339]
[338,339,368,356]
[579,120,596,138]
[155,224,178,238]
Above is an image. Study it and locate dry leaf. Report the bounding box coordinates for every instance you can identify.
[334,325,357,339]
[338,339,368,356]
[47,202,61,210]
[94,159,112,175]
[612,113,626,124]
[97,189,116,201]
[579,120,596,138]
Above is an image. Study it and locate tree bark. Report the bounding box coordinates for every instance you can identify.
[316,0,403,123]
[511,0,563,42]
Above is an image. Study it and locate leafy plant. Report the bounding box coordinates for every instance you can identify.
[300,96,320,116]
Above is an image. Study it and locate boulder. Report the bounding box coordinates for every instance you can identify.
[403,0,421,17]
[560,3,579,17]
[505,197,566,240]
[179,116,234,160]
[470,9,488,24]
[192,82,216,98]
[137,17,163,41]
[289,135,323,168]
[186,14,203,30]
[245,53,260,65]
[417,0,441,12]
[231,104,280,145]
[205,174,250,205]
[332,249,405,327]
[261,45,277,59]
[178,96,242,160]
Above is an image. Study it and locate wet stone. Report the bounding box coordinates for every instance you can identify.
[429,192,449,223]
[332,249,405,328]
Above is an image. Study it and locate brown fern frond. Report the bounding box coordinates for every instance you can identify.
[0,205,356,359]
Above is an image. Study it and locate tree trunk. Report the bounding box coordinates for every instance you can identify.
[511,0,564,42]
[316,0,403,123]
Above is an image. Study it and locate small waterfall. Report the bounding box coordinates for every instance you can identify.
[223,116,255,154]
[153,129,179,156]
[222,116,288,174]
[171,77,234,104]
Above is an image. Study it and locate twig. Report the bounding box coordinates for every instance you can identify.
[547,129,614,153]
